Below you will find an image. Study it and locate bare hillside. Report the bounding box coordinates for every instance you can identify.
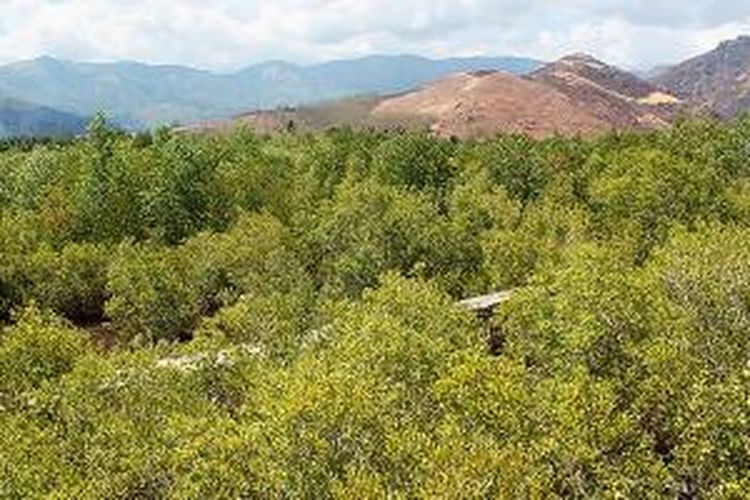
[181,54,695,139]
[372,71,609,138]
[530,54,682,129]
[653,36,750,117]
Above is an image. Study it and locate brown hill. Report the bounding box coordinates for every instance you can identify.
[181,54,688,139]
[653,36,750,117]
[371,71,609,138]
[530,54,682,128]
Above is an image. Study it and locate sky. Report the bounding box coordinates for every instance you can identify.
[1,0,749,71]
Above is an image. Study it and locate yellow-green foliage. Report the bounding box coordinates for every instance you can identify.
[0,117,748,497]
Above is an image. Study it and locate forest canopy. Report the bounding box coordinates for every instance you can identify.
[0,116,748,498]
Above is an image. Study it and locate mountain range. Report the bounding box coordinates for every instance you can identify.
[188,37,750,139]
[0,54,540,136]
[185,53,688,139]
[4,35,750,139]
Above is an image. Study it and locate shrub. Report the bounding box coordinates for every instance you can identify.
[28,242,110,323]
[0,305,90,403]
[106,243,200,344]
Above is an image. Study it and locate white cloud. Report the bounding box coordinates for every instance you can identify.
[0,0,748,69]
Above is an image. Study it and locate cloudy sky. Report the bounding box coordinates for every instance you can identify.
[1,0,749,70]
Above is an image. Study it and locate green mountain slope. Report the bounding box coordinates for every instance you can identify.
[0,97,86,137]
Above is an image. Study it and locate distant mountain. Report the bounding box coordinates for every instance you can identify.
[0,54,542,128]
[0,98,86,138]
[185,54,686,139]
[653,36,750,117]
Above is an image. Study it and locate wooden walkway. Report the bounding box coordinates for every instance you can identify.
[457,290,514,312]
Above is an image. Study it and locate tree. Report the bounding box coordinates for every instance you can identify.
[146,136,231,244]
[589,147,727,261]
[372,132,456,203]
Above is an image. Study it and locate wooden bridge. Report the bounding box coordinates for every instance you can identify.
[457,290,515,313]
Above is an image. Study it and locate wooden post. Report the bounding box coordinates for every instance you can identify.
[457,291,514,355]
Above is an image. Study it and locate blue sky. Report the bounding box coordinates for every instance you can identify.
[1,0,749,70]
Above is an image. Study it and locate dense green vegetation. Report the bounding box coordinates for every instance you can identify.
[0,115,749,498]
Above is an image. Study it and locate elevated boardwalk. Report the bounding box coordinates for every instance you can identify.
[457,290,515,313]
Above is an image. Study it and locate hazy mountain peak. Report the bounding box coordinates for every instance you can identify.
[7,55,66,72]
[33,55,59,64]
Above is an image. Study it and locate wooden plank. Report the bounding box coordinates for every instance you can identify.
[457,290,515,312]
